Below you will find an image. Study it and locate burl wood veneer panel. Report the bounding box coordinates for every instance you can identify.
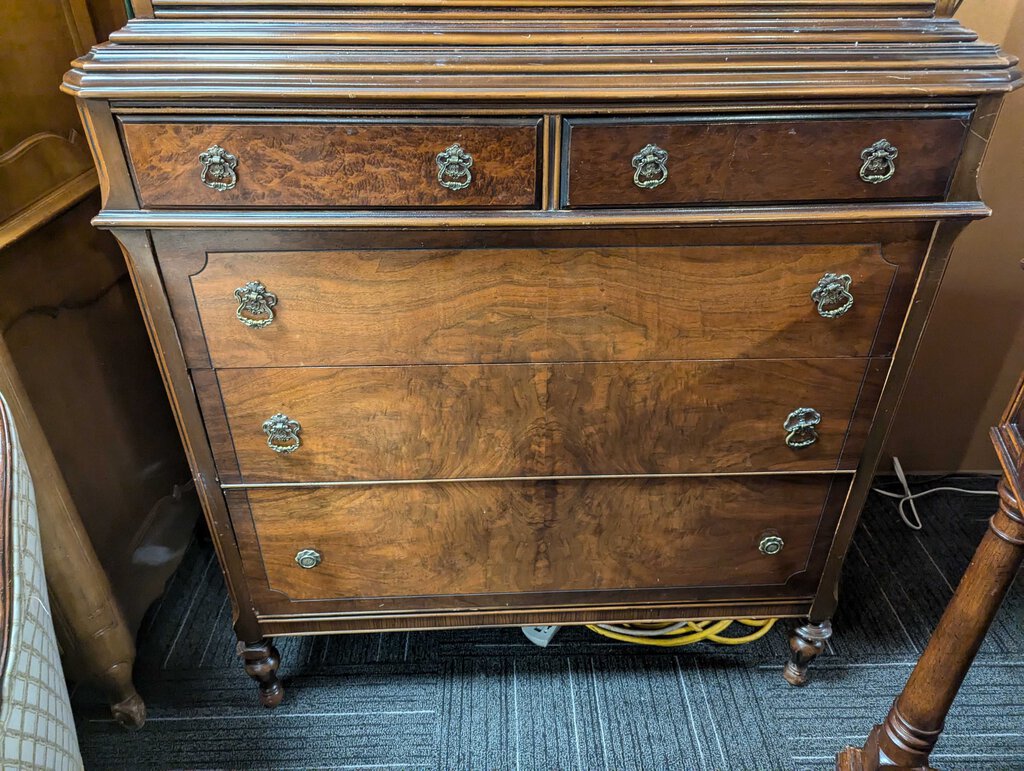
[188,243,897,368]
[211,358,887,483]
[245,475,844,602]
[120,120,541,208]
[564,114,969,208]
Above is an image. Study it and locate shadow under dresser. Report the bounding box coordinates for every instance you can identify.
[63,0,1022,706]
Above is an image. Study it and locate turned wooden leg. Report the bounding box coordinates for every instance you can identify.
[838,481,1024,770]
[237,638,284,707]
[0,337,146,727]
[784,619,832,686]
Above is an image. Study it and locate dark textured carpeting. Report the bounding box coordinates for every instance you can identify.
[72,476,1024,770]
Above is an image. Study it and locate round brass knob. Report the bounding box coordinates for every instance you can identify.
[759,536,784,556]
[295,549,322,569]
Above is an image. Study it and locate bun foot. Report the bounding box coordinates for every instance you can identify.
[784,619,832,686]
[110,691,147,729]
[237,638,284,708]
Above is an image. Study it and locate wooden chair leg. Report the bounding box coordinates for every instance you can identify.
[0,337,145,727]
[838,480,1024,770]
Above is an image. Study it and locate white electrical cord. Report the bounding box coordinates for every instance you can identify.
[872,456,1000,531]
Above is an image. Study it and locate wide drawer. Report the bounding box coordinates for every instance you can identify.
[190,243,897,368]
[121,119,541,209]
[241,475,846,603]
[206,358,887,484]
[563,113,969,208]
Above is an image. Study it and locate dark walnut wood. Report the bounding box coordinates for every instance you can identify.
[837,373,1024,770]
[187,242,901,368]
[244,475,841,602]
[121,120,541,209]
[62,1,1021,706]
[564,113,969,208]
[209,358,887,483]
[237,638,283,708]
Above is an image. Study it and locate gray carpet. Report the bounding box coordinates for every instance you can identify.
[72,476,1024,770]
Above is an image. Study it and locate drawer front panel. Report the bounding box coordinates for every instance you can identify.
[245,475,845,602]
[121,120,541,209]
[211,358,886,483]
[564,114,968,208]
[191,243,896,368]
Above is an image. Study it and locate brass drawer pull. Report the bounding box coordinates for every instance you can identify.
[759,535,784,555]
[784,407,821,449]
[631,143,669,189]
[811,273,854,318]
[859,139,898,184]
[234,280,278,328]
[436,143,473,190]
[262,413,301,454]
[295,549,321,569]
[199,144,238,191]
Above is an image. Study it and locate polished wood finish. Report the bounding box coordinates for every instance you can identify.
[837,372,1024,770]
[237,638,283,708]
[0,334,144,727]
[0,0,97,248]
[564,113,968,208]
[186,241,905,368]
[2,0,160,726]
[211,358,886,483]
[0,195,199,633]
[63,0,1021,705]
[121,120,541,209]
[785,619,834,686]
[246,475,842,602]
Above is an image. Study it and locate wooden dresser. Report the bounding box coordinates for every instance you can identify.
[63,0,1021,706]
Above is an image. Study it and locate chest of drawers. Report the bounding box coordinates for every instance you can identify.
[64,0,1020,706]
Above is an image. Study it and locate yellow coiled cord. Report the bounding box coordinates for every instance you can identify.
[586,618,777,647]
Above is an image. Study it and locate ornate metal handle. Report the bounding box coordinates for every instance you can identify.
[759,535,785,556]
[234,281,277,328]
[262,413,301,454]
[811,273,854,318]
[784,407,821,449]
[860,139,898,184]
[631,143,669,189]
[199,144,238,191]
[295,549,321,569]
[436,143,473,191]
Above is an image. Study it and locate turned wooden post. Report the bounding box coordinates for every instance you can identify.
[0,337,145,727]
[838,374,1024,770]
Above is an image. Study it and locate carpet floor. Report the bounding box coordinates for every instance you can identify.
[72,476,1024,770]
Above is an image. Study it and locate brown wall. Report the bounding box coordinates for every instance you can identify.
[886,0,1024,473]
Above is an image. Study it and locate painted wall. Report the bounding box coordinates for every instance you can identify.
[886,0,1024,472]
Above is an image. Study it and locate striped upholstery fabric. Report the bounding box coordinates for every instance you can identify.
[0,394,82,770]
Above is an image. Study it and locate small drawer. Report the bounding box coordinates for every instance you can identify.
[241,475,847,603]
[121,119,541,208]
[187,243,898,369]
[562,113,969,208]
[205,358,887,485]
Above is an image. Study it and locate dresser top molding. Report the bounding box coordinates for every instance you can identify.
[63,13,1021,102]
[131,0,956,19]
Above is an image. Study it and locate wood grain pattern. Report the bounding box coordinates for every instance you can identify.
[211,358,883,483]
[60,0,1021,702]
[190,242,896,368]
[565,114,969,208]
[839,376,1024,770]
[245,475,841,602]
[120,120,541,208]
